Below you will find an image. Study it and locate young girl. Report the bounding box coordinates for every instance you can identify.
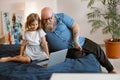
[0,13,50,63]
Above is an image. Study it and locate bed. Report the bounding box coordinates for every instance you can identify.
[0,44,101,80]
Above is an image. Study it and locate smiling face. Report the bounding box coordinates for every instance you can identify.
[29,20,39,31]
[41,7,56,32]
[25,13,41,31]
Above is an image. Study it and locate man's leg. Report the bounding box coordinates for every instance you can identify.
[82,38,114,72]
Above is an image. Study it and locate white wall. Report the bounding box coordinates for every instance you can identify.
[0,0,25,11]
[57,0,111,44]
[25,0,57,19]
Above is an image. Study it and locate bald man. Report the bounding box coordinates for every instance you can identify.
[41,7,116,73]
[41,7,81,51]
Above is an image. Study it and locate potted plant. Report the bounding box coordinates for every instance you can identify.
[87,0,120,58]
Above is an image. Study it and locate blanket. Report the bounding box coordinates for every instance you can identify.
[0,44,100,80]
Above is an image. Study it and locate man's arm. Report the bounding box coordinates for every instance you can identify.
[72,22,82,50]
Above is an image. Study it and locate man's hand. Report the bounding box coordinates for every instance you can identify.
[74,42,82,50]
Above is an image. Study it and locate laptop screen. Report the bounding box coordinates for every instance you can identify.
[36,49,68,67]
[47,49,68,67]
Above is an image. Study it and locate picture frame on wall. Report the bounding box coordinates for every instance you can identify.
[2,10,24,44]
[0,11,4,39]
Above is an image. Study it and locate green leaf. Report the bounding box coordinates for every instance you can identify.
[101,0,106,5]
[87,0,96,7]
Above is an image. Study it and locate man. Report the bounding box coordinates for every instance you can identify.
[41,7,116,73]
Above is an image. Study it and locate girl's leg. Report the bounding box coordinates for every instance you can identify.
[0,57,12,62]
[0,55,31,63]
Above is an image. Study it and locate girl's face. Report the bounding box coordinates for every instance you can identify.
[29,20,38,31]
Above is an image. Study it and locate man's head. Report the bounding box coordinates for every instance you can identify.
[41,7,56,32]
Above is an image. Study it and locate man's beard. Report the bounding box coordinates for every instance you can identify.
[44,21,56,32]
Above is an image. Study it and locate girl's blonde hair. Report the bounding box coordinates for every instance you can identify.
[25,13,41,31]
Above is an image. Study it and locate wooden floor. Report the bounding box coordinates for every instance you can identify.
[100,45,120,73]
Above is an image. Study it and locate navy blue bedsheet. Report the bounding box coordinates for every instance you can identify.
[0,45,100,80]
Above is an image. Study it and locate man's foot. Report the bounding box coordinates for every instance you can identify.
[0,57,11,62]
[109,70,117,73]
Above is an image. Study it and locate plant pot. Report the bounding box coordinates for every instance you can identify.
[104,39,120,59]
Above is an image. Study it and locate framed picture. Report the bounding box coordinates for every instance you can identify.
[2,11,24,44]
[0,11,4,39]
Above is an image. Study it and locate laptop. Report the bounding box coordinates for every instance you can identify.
[36,49,68,67]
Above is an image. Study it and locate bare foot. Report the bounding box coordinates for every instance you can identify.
[109,70,117,73]
[0,57,11,62]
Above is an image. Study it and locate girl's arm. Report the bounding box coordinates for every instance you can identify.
[19,39,27,56]
[41,36,50,57]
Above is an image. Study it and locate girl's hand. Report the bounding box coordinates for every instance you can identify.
[16,55,22,58]
[47,54,50,58]
[19,54,23,57]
